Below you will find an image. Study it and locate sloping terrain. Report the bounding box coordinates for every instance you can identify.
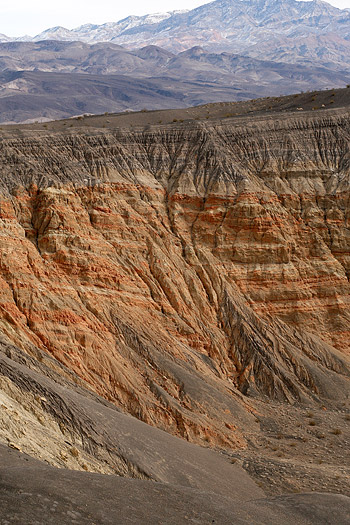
[10,86,349,131]
[1,41,349,123]
[0,69,246,124]
[2,0,350,71]
[0,339,261,496]
[2,447,350,524]
[0,92,350,521]
[1,340,350,523]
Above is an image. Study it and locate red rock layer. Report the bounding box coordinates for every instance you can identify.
[0,112,349,447]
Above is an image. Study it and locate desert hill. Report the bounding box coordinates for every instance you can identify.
[3,0,350,71]
[2,0,350,124]
[1,41,349,124]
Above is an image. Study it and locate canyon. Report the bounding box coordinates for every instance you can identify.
[1,91,350,522]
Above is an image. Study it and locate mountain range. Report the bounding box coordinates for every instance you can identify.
[2,0,350,70]
[0,0,350,122]
[0,40,349,124]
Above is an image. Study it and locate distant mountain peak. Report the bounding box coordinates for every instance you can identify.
[0,0,349,63]
[179,46,207,58]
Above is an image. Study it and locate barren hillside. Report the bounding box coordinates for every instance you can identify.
[1,93,350,522]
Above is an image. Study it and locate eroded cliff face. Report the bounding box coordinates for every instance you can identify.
[0,111,350,449]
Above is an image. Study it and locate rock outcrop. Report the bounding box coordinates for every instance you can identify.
[0,108,350,453]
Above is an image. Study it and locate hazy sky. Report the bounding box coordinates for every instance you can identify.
[1,0,350,37]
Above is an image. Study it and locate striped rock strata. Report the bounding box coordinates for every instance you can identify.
[0,111,350,450]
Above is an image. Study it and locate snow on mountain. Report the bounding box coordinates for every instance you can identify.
[0,34,12,42]
[32,26,77,42]
[28,10,189,43]
[0,0,349,69]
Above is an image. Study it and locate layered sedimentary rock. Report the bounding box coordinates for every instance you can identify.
[0,109,350,450]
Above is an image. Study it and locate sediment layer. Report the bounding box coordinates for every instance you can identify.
[0,110,349,449]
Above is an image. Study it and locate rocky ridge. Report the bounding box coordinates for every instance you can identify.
[2,0,350,70]
[2,41,349,124]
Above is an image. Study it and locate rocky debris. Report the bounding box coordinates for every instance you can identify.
[227,397,350,497]
[0,341,263,501]
[1,445,350,524]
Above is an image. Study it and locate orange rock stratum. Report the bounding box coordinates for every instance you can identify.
[0,110,350,449]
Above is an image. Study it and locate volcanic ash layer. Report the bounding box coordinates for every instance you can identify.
[0,110,350,453]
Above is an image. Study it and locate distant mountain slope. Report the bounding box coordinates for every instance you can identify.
[1,0,350,122]
[0,41,349,123]
[109,0,350,55]
[0,70,246,124]
[32,10,189,44]
[1,0,350,70]
[1,40,349,83]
